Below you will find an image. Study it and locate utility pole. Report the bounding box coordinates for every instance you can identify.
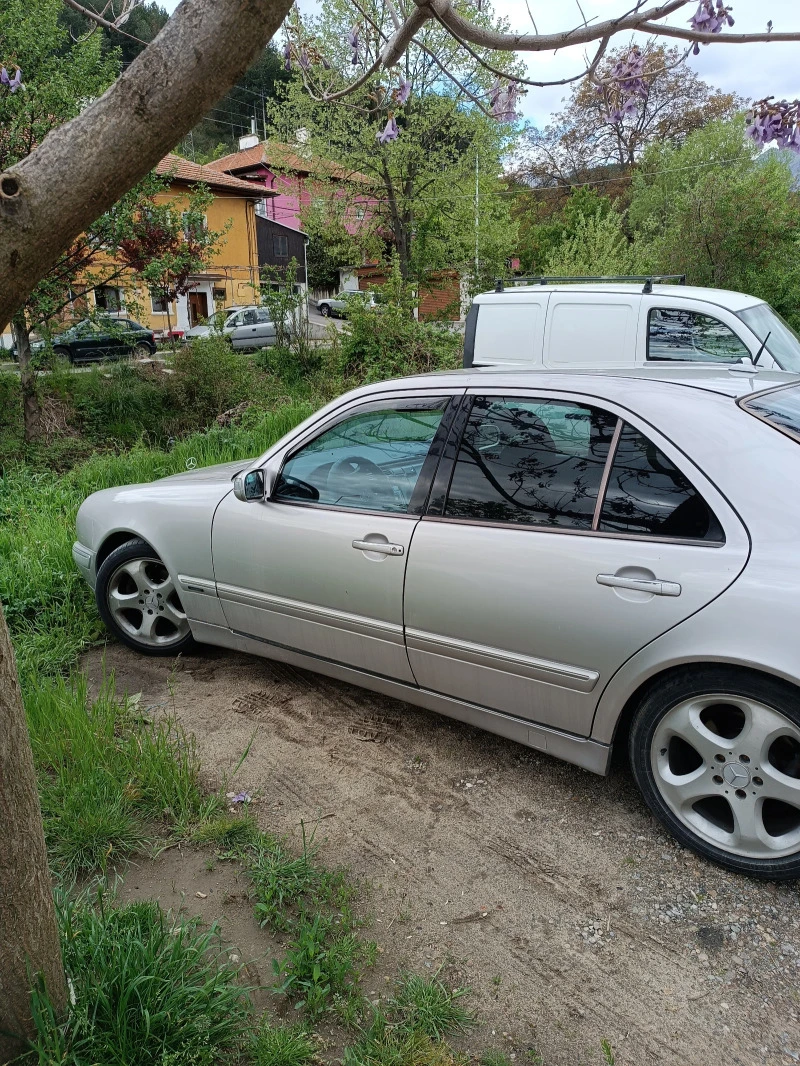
[474,151,479,281]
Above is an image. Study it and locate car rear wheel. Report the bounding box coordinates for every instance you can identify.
[319,304,331,317]
[132,343,151,359]
[630,667,800,879]
[96,538,196,656]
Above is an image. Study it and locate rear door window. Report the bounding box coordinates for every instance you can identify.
[599,423,723,541]
[443,397,618,529]
[647,308,750,362]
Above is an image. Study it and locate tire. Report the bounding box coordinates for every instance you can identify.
[95,538,196,656]
[131,343,151,359]
[53,346,74,365]
[629,666,800,880]
[319,304,331,317]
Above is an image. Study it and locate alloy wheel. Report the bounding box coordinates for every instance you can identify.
[651,694,800,860]
[105,556,189,649]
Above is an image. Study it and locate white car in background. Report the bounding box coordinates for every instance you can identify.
[465,276,800,372]
[184,305,279,349]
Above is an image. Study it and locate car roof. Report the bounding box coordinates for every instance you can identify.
[349,365,800,401]
[473,283,762,313]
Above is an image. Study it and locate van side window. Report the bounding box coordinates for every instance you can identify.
[444,397,617,529]
[647,308,750,362]
[599,423,723,541]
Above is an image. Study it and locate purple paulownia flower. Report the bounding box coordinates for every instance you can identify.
[689,1,734,53]
[490,81,521,123]
[347,26,360,65]
[747,98,800,153]
[1,66,23,92]
[393,79,411,106]
[282,42,292,71]
[598,46,651,123]
[299,47,310,70]
[377,114,399,144]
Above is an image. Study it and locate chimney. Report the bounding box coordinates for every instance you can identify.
[238,133,260,151]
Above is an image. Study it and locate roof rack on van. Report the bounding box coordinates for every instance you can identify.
[493,274,687,295]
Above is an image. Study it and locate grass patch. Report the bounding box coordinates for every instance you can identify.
[251,1021,316,1066]
[27,674,212,877]
[191,812,260,850]
[28,892,250,1065]
[342,974,472,1066]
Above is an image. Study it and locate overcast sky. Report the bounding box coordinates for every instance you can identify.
[161,0,800,127]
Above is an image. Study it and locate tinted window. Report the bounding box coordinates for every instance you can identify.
[274,399,448,514]
[444,397,617,529]
[647,308,750,362]
[599,424,722,540]
[742,383,800,443]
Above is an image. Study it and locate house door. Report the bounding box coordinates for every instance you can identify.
[188,292,209,327]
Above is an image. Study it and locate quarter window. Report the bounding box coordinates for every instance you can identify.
[444,397,618,529]
[647,308,750,363]
[599,423,722,541]
[274,399,449,514]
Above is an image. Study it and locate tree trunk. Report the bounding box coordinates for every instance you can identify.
[10,314,42,443]
[0,0,295,331]
[0,602,66,1062]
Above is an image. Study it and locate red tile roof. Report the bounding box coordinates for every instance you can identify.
[156,154,276,197]
[206,141,374,185]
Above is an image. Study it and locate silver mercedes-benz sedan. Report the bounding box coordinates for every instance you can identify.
[73,366,800,879]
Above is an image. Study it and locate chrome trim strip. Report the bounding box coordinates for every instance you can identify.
[189,620,612,776]
[405,627,598,692]
[215,582,404,643]
[592,417,623,531]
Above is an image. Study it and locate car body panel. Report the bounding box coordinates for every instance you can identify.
[74,367,800,777]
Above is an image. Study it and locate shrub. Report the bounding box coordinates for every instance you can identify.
[168,336,255,427]
[339,261,462,382]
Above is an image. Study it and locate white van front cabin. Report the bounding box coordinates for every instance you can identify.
[463,278,800,373]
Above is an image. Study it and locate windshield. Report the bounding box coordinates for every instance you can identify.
[737,303,800,372]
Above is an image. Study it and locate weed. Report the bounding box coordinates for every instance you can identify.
[251,1020,317,1066]
[600,1038,616,1065]
[273,909,372,1018]
[491,975,502,987]
[481,1053,513,1066]
[385,973,471,1041]
[28,891,250,1064]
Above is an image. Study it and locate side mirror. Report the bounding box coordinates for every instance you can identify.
[233,469,265,502]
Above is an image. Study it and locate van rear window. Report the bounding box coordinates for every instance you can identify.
[741,384,800,443]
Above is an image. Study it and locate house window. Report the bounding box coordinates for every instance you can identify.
[183,213,207,241]
[95,285,122,311]
[151,292,169,314]
[274,235,289,258]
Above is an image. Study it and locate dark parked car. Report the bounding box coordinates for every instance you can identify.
[50,318,156,364]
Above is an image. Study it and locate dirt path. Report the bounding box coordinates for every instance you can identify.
[85,645,800,1066]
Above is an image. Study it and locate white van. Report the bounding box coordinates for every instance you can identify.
[463,276,800,372]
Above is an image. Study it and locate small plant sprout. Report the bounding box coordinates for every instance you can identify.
[601,1037,616,1065]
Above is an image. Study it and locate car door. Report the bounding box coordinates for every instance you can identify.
[403,390,749,737]
[211,392,459,681]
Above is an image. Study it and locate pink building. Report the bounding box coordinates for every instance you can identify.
[206,135,377,238]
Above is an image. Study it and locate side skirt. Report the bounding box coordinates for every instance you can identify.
[190,620,612,776]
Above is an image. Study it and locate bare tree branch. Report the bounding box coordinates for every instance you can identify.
[0,0,294,329]
[60,0,144,44]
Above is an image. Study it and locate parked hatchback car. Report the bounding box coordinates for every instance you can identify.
[184,305,280,349]
[73,365,800,879]
[49,318,155,364]
[466,277,800,372]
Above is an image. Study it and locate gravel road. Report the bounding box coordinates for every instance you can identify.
[86,644,800,1066]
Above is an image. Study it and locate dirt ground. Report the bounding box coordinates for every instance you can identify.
[85,644,800,1066]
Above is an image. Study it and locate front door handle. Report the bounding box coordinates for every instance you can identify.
[352,539,404,556]
[597,573,681,597]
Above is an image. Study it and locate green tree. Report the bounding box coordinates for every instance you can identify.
[271,0,520,287]
[628,118,800,326]
[543,209,643,278]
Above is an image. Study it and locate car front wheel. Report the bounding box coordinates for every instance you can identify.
[96,538,196,656]
[630,667,800,879]
[53,345,74,364]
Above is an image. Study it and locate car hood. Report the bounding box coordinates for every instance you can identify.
[159,459,248,484]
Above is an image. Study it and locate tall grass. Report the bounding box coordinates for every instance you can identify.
[1,402,314,680]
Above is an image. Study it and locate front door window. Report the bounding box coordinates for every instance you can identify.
[647,308,751,362]
[274,398,450,514]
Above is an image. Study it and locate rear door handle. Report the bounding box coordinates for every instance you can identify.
[596,574,681,597]
[352,539,404,556]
